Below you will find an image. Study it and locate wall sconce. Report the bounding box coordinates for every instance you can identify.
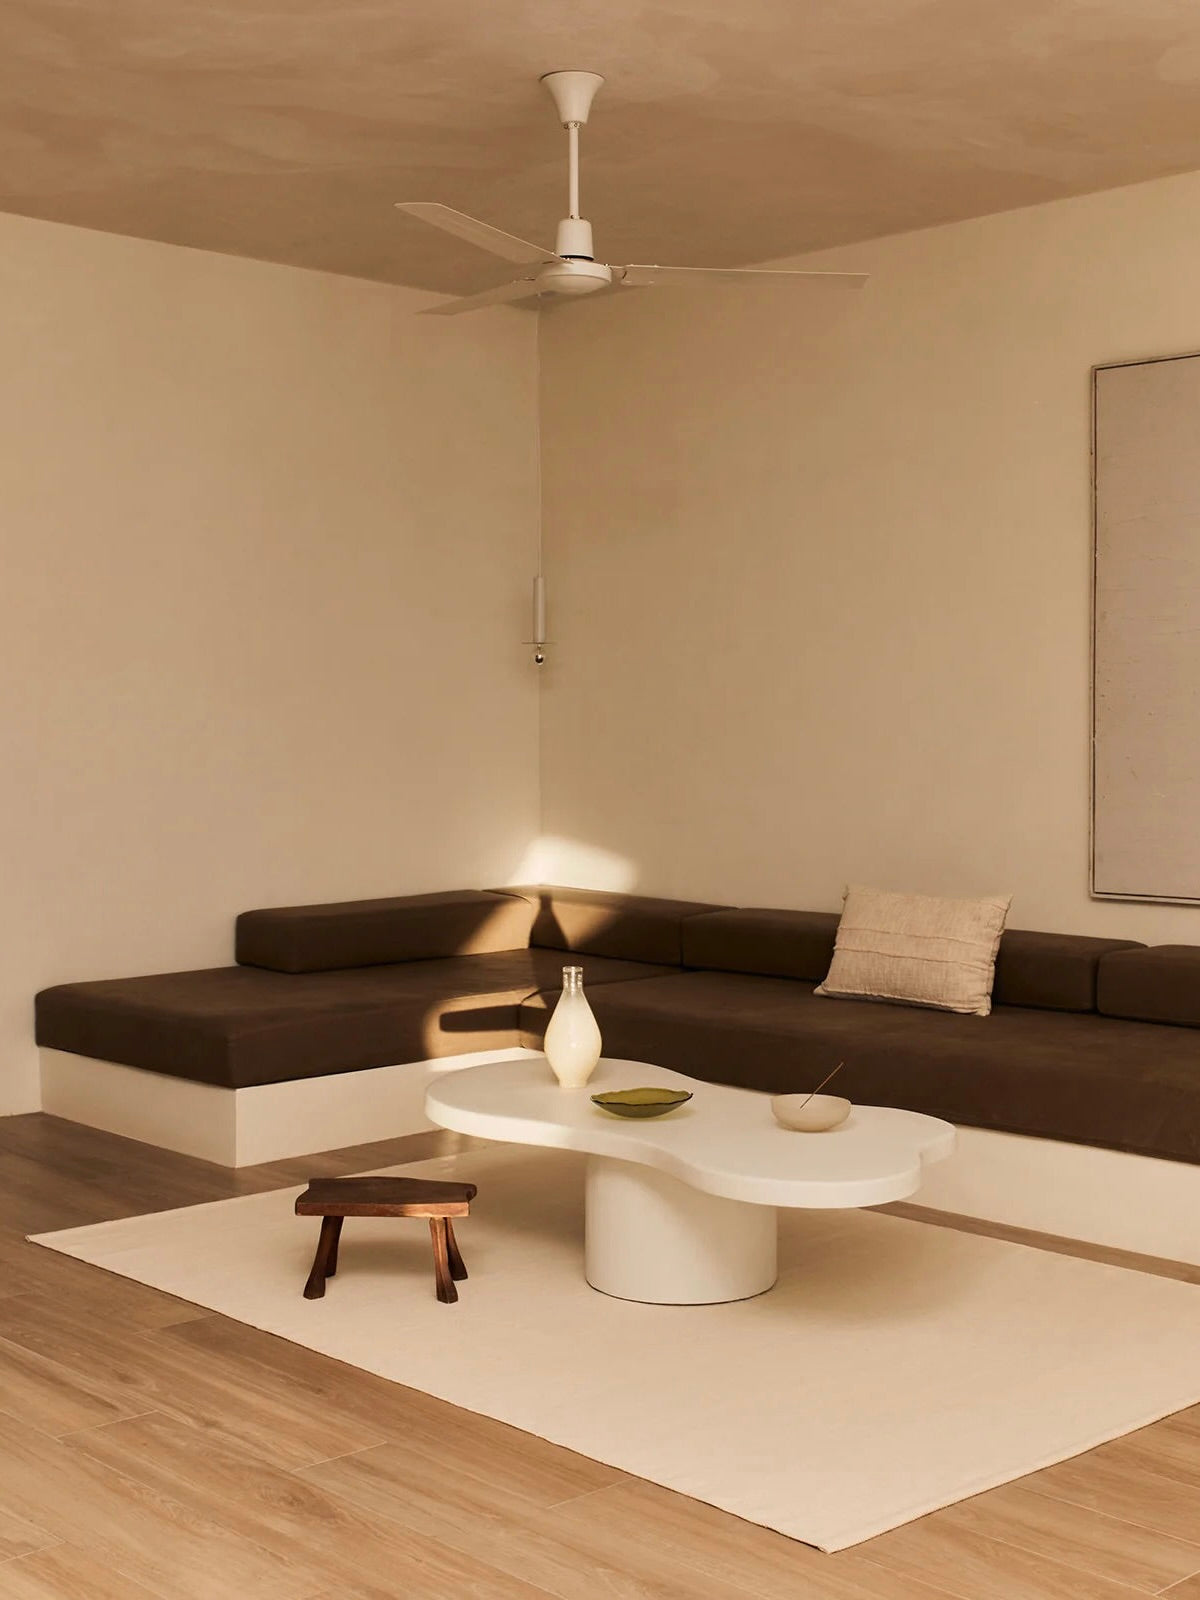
[530,574,547,666]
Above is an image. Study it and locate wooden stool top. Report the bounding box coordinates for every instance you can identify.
[295,1175,477,1219]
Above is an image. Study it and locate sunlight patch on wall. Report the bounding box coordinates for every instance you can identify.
[502,834,637,892]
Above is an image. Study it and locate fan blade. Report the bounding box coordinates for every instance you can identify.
[618,264,867,289]
[396,203,556,265]
[422,278,543,317]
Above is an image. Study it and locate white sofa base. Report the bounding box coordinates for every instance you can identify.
[39,1046,540,1168]
[912,1124,1200,1267]
[37,1048,1200,1264]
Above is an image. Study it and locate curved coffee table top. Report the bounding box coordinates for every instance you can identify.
[426,1058,956,1208]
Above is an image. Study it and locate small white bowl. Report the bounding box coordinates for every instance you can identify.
[771,1093,852,1132]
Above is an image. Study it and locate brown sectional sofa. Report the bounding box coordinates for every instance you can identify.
[35,884,1200,1164]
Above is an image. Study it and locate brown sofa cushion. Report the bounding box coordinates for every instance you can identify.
[519,970,1200,1164]
[992,931,1144,1013]
[236,890,533,974]
[680,912,1140,1012]
[496,885,725,965]
[1098,946,1200,1027]
[682,908,839,981]
[36,950,672,1089]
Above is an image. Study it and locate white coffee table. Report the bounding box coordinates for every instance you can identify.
[426,1057,955,1305]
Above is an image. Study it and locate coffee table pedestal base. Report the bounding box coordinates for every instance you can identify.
[584,1154,778,1304]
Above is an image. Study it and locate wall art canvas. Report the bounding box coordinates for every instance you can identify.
[1094,351,1200,901]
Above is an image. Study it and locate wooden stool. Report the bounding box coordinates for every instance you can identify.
[295,1176,477,1304]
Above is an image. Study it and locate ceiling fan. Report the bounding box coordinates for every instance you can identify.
[396,71,867,315]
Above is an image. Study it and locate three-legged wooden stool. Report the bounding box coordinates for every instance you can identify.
[295,1175,477,1304]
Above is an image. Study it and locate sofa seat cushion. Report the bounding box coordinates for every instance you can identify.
[236,889,534,974]
[520,971,1200,1163]
[36,951,673,1090]
[497,885,726,965]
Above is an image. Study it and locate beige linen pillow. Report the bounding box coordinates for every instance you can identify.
[814,885,1012,1016]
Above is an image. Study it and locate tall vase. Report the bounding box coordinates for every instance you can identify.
[544,966,602,1088]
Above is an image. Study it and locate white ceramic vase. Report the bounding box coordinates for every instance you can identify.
[544,965,602,1089]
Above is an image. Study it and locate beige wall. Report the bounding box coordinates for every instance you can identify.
[0,212,540,1113]
[538,167,1200,945]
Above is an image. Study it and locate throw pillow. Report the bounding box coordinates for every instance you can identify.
[814,885,1012,1017]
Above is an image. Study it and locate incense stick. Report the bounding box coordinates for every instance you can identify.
[794,1060,845,1112]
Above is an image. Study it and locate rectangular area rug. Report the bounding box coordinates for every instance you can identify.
[31,1145,1200,1552]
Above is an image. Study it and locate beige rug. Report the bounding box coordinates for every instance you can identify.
[31,1145,1200,1552]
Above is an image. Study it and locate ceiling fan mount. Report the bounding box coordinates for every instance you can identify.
[395,73,868,315]
[539,70,605,128]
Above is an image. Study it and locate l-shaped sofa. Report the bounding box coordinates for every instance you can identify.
[36,883,1200,1166]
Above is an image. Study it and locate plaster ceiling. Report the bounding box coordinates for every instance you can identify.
[6,0,1200,295]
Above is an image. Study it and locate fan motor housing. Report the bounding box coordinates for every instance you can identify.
[536,258,613,297]
[555,217,595,259]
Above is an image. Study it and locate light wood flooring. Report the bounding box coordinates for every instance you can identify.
[0,1111,1197,1599]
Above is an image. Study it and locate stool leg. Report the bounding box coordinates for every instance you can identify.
[326,1215,342,1278]
[445,1218,468,1282]
[429,1217,458,1304]
[304,1216,342,1300]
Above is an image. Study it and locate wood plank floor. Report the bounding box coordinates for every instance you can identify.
[0,1112,1197,1599]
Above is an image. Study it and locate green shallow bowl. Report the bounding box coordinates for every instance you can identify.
[591,1087,694,1118]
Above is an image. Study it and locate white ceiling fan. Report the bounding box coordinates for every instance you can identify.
[397,71,867,315]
